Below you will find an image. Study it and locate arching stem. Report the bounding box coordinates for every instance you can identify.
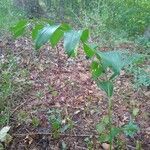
[108,97,113,150]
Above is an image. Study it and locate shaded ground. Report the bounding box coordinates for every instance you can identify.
[1,38,150,149]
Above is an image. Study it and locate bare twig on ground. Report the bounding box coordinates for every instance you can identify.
[13,132,96,138]
[11,99,28,115]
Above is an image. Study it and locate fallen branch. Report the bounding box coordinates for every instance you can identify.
[11,99,27,115]
[13,132,95,138]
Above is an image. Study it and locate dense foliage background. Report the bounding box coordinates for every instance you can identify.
[1,0,150,38]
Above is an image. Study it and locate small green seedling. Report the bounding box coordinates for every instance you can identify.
[84,137,94,150]
[123,121,139,137]
[48,109,62,138]
[36,91,44,100]
[17,111,31,124]
[48,109,73,139]
[132,108,139,117]
[51,91,58,97]
[31,116,40,127]
[136,140,142,150]
[48,85,54,92]
[0,54,30,126]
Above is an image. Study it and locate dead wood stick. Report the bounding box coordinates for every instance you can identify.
[11,99,27,115]
[13,132,95,138]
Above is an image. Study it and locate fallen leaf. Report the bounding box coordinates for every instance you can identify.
[79,73,89,82]
[0,126,11,142]
[102,143,110,150]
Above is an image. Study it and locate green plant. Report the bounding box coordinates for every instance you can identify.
[11,19,145,149]
[48,109,62,138]
[135,36,150,54]
[0,0,25,35]
[47,108,73,139]
[84,137,94,150]
[58,0,150,49]
[132,108,139,118]
[31,116,40,127]
[136,140,142,150]
[123,121,139,137]
[0,54,30,127]
[130,66,150,89]
[17,111,31,124]
[36,91,44,100]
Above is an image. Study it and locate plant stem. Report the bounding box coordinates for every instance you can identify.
[108,96,113,150]
[56,45,61,73]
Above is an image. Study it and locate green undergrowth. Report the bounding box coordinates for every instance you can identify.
[66,0,150,44]
[0,52,30,127]
[0,1,149,149]
[0,0,25,36]
[9,18,148,149]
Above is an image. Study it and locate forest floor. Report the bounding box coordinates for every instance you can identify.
[1,37,150,150]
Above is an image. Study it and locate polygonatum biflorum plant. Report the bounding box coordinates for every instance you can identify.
[11,19,144,149]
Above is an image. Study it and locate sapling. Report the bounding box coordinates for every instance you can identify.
[11,19,143,149]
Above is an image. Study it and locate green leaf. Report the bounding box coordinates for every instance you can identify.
[83,43,95,58]
[61,124,70,133]
[52,120,61,130]
[50,23,72,47]
[60,23,72,31]
[99,128,120,143]
[98,133,109,142]
[32,117,40,127]
[102,115,109,125]
[97,81,113,97]
[81,29,89,42]
[96,123,105,134]
[11,20,28,38]
[123,121,139,137]
[97,51,123,76]
[90,43,98,50]
[0,126,10,142]
[109,127,121,142]
[123,53,145,66]
[132,108,139,117]
[32,24,44,40]
[64,30,82,57]
[50,28,64,47]
[35,24,61,49]
[51,91,58,97]
[96,51,145,79]
[91,61,103,78]
[136,140,142,150]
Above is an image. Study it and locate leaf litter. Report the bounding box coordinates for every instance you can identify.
[1,37,150,149]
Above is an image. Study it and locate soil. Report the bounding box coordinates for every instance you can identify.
[1,37,150,150]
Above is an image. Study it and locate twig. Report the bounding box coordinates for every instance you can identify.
[75,145,87,150]
[11,100,27,115]
[13,132,94,138]
[127,144,136,150]
[44,80,71,96]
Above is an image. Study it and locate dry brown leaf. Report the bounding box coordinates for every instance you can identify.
[102,143,110,150]
[79,73,89,82]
